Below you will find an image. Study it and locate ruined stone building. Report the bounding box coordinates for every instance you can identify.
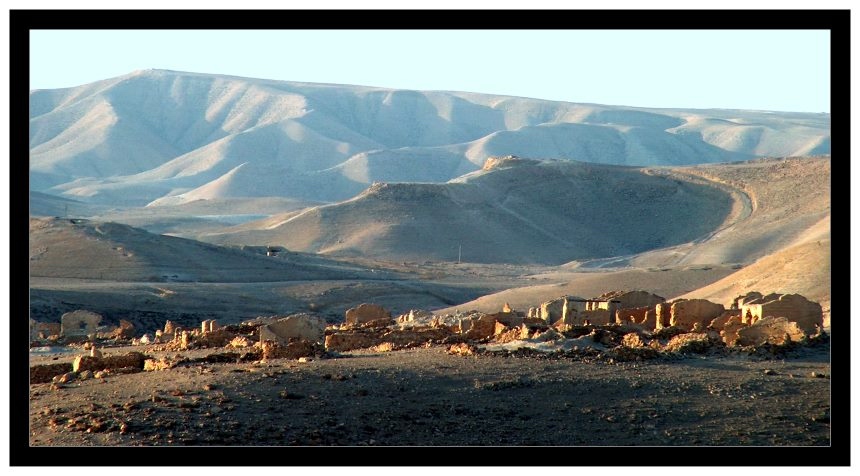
[60,310,102,337]
[739,293,823,334]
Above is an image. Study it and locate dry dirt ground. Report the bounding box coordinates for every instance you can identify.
[28,343,831,447]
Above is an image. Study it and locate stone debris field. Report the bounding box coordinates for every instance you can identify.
[28,289,831,446]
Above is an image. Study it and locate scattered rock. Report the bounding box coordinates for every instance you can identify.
[229,336,252,348]
[279,390,305,400]
[662,333,711,354]
[447,342,476,356]
[52,372,76,384]
[736,316,806,347]
[30,363,73,384]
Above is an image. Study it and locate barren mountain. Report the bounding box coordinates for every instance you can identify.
[199,157,734,265]
[435,157,830,318]
[31,69,830,206]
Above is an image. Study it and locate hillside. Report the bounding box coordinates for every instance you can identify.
[31,69,830,207]
[28,216,372,282]
[436,156,830,318]
[199,157,734,265]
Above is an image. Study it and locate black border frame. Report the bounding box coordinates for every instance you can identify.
[10,9,849,466]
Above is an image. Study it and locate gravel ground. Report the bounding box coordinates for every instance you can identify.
[28,344,830,447]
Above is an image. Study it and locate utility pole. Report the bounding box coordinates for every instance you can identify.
[458,244,461,264]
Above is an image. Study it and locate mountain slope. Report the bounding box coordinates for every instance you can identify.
[28,216,371,282]
[200,157,734,265]
[30,69,830,206]
[434,156,830,318]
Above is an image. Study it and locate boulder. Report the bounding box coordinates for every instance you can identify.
[53,372,76,384]
[260,314,327,345]
[113,319,135,339]
[735,316,808,347]
[345,303,391,327]
[448,343,476,356]
[144,356,186,371]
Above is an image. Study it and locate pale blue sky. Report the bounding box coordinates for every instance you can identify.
[30,29,830,112]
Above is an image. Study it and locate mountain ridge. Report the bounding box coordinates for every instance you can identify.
[31,69,830,206]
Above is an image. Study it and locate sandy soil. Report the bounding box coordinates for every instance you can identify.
[28,343,830,447]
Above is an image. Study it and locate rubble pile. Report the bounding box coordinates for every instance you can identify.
[28,291,828,386]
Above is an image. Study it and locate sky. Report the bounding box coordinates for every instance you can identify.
[29,29,830,113]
